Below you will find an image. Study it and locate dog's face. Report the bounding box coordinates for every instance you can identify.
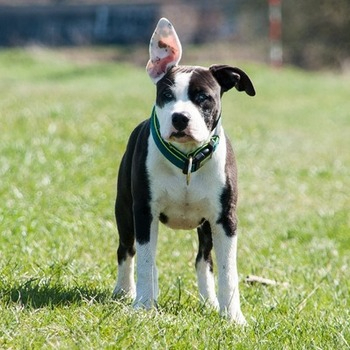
[147,18,255,151]
[155,66,222,147]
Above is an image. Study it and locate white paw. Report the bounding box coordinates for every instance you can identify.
[113,285,136,299]
[221,308,247,326]
[200,296,220,311]
[231,311,247,326]
[133,298,157,310]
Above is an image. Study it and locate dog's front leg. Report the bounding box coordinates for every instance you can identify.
[134,215,159,309]
[212,230,246,325]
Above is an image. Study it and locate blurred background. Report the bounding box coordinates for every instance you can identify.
[0,0,349,72]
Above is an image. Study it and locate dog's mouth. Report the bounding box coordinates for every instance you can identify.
[170,131,196,143]
[171,131,186,138]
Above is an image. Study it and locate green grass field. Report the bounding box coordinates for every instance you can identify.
[0,48,349,349]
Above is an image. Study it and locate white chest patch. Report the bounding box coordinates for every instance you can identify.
[146,130,227,230]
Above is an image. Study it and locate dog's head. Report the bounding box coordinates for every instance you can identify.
[147,18,255,152]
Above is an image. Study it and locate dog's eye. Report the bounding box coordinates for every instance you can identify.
[195,92,209,104]
[162,90,174,102]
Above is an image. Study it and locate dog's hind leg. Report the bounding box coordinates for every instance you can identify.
[113,122,148,299]
[196,221,219,310]
[113,194,136,299]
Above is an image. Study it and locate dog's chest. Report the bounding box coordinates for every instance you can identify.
[155,179,214,230]
[153,176,219,230]
[146,135,226,230]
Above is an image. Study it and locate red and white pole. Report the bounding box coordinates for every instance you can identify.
[269,0,283,67]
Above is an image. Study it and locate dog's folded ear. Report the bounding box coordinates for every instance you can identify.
[209,65,256,96]
[146,18,182,84]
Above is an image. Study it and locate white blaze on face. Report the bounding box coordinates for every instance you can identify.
[156,72,211,149]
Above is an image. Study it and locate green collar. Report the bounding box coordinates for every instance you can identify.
[150,107,220,179]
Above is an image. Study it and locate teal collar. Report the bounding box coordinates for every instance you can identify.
[150,107,220,178]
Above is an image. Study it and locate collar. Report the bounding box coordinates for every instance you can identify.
[150,107,220,183]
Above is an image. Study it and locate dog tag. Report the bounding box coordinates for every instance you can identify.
[186,156,193,185]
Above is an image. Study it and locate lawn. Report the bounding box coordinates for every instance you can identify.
[0,48,349,349]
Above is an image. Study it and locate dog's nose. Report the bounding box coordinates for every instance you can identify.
[172,112,190,131]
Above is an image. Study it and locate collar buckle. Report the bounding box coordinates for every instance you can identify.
[182,135,219,175]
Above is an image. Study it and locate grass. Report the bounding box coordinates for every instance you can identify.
[0,47,349,349]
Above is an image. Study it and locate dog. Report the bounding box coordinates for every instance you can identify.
[113,18,255,324]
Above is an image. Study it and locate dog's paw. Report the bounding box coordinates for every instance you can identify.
[220,308,247,326]
[231,311,247,326]
[133,298,158,310]
[112,285,136,300]
[200,297,220,312]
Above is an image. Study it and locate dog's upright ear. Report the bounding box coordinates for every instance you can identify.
[146,18,182,84]
[209,65,256,96]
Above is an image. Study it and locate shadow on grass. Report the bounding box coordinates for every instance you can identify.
[2,278,112,309]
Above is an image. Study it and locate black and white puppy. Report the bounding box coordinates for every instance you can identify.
[113,18,255,324]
